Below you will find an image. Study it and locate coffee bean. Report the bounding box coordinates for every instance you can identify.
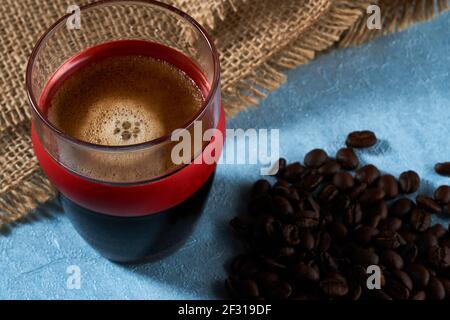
[348,183,367,200]
[296,210,320,228]
[416,195,441,214]
[230,254,259,277]
[428,246,450,269]
[389,198,414,217]
[328,221,348,241]
[248,194,272,216]
[355,165,380,185]
[319,273,349,297]
[230,217,253,237]
[283,162,305,183]
[304,149,328,168]
[374,230,405,249]
[434,185,450,205]
[272,196,294,217]
[315,231,331,252]
[428,224,447,238]
[391,270,413,291]
[251,179,271,198]
[427,277,445,300]
[300,171,324,191]
[291,263,320,282]
[385,279,410,300]
[343,203,363,226]
[299,230,315,251]
[332,172,354,190]
[379,217,402,232]
[399,243,418,264]
[435,162,450,177]
[319,184,339,203]
[380,250,404,270]
[318,160,341,176]
[366,201,388,219]
[359,188,386,205]
[410,208,432,232]
[411,291,426,300]
[350,246,379,266]
[407,264,430,288]
[346,130,377,149]
[420,233,438,252]
[439,277,450,297]
[336,148,359,170]
[399,170,420,194]
[240,279,260,299]
[377,175,399,199]
[282,224,300,246]
[353,226,379,245]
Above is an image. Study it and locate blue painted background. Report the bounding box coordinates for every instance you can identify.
[1,13,449,299]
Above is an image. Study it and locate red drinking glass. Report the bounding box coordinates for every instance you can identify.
[26,0,224,262]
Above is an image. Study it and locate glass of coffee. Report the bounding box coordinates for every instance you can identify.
[26,0,224,263]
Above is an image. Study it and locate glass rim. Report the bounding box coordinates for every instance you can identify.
[26,0,221,152]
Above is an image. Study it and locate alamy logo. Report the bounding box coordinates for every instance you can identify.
[366,265,382,290]
[66,5,81,30]
[367,5,382,30]
[66,265,81,289]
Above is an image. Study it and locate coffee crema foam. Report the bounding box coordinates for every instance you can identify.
[47,55,204,182]
[48,55,204,146]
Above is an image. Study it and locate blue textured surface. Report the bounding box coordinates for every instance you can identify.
[1,13,450,300]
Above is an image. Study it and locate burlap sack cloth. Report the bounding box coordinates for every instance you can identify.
[0,0,448,227]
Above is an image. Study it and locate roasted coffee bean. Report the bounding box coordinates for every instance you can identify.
[377,175,399,199]
[389,198,414,218]
[399,243,419,264]
[319,184,339,203]
[230,254,259,277]
[301,171,324,191]
[262,215,282,240]
[398,229,417,244]
[297,232,314,252]
[380,250,404,270]
[318,160,341,176]
[282,224,300,246]
[350,246,379,266]
[315,231,331,252]
[251,179,271,198]
[248,194,272,216]
[428,224,447,238]
[332,172,354,191]
[416,195,441,214]
[367,213,382,229]
[355,164,380,185]
[296,210,320,228]
[328,221,348,241]
[410,208,432,232]
[399,170,420,194]
[272,196,294,218]
[258,276,292,300]
[435,162,450,177]
[275,158,287,177]
[420,233,438,252]
[434,185,450,205]
[283,162,305,183]
[391,270,413,291]
[276,246,296,258]
[353,225,379,245]
[336,147,359,170]
[427,277,445,300]
[348,183,367,200]
[374,230,405,249]
[359,188,386,205]
[439,277,450,297]
[379,217,402,232]
[407,264,430,288]
[320,252,340,273]
[259,256,287,272]
[411,291,426,300]
[366,200,388,219]
[428,246,450,269]
[385,279,410,300]
[343,203,363,226]
[332,194,351,211]
[304,149,328,168]
[319,273,349,297]
[346,131,377,149]
[240,279,260,299]
[291,263,320,282]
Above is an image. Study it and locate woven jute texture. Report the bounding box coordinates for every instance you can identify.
[0,0,448,227]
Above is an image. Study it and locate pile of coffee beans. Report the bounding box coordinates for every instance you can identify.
[226,131,450,300]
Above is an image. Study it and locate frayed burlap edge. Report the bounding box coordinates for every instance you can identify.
[222,0,374,116]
